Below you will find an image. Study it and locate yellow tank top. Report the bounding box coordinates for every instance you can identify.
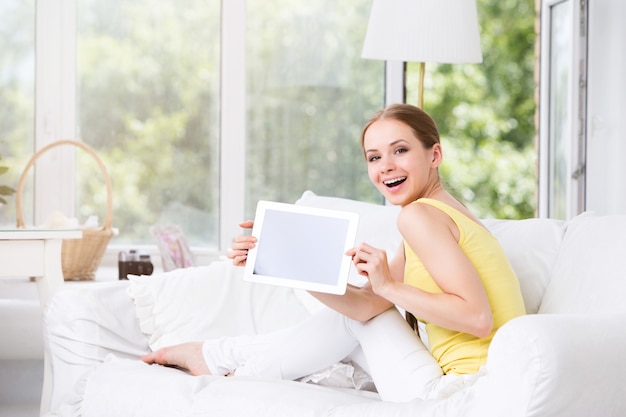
[403,198,526,375]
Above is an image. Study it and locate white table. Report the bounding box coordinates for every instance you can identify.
[0,229,82,306]
[0,229,82,415]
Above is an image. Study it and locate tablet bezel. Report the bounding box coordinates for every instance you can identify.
[243,200,359,295]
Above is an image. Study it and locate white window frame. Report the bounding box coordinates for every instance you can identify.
[538,0,588,219]
[34,0,77,225]
[219,0,246,252]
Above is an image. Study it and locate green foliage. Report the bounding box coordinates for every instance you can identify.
[0,153,16,205]
[440,138,536,219]
[408,0,537,219]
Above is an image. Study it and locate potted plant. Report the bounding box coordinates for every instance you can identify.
[0,152,16,205]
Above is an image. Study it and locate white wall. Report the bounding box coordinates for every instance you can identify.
[585,0,626,215]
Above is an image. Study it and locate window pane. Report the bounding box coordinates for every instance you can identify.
[245,0,385,217]
[76,0,220,246]
[548,1,572,219]
[0,1,35,226]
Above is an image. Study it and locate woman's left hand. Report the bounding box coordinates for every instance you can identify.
[346,243,394,295]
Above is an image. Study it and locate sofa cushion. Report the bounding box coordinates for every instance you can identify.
[483,218,565,314]
[539,212,626,314]
[127,262,312,351]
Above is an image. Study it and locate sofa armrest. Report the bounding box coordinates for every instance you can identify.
[43,280,149,412]
[475,312,626,417]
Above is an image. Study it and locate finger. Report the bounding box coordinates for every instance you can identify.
[355,244,387,265]
[233,255,247,267]
[353,244,376,259]
[239,220,254,229]
[230,239,257,254]
[226,248,249,259]
[353,262,370,277]
[356,242,374,251]
[233,235,257,244]
[226,250,247,265]
[230,248,253,262]
[354,247,372,262]
[350,249,363,264]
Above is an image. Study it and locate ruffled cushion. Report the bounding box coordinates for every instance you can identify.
[127,261,316,350]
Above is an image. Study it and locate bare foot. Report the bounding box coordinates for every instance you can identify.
[141,342,211,376]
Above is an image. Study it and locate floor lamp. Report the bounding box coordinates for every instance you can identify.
[361,0,483,109]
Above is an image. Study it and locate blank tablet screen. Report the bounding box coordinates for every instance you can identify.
[244,201,359,295]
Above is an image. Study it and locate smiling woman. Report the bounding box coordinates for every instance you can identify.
[144,104,526,403]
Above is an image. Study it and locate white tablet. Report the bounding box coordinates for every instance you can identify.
[244,200,359,295]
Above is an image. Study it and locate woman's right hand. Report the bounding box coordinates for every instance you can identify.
[226,220,256,267]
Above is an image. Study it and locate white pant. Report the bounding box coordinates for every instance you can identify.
[202,307,444,402]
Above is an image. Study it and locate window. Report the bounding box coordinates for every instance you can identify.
[0,0,35,226]
[540,0,626,218]
[75,0,221,247]
[244,0,385,220]
[7,0,386,263]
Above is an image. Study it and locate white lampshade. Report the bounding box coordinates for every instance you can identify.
[362,0,483,64]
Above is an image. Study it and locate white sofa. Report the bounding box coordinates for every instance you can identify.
[42,191,626,417]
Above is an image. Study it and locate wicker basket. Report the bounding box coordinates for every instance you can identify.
[15,140,114,281]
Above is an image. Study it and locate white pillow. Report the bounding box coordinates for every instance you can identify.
[295,190,402,286]
[127,261,312,350]
[539,212,626,314]
[483,218,565,314]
